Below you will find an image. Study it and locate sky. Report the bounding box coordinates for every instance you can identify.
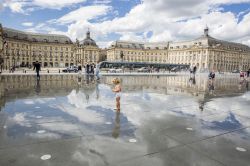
[0,0,250,48]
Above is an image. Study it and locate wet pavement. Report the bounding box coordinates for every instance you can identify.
[0,74,250,166]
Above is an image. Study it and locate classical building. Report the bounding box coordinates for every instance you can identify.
[0,25,75,69]
[75,30,102,66]
[107,27,250,72]
[168,27,250,72]
[0,24,4,71]
[107,41,169,63]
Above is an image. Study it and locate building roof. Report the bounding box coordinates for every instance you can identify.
[2,27,73,44]
[110,41,144,49]
[109,40,169,50]
[79,30,97,47]
[198,35,250,51]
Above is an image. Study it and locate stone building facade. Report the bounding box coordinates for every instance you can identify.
[0,24,4,71]
[107,41,169,63]
[0,24,76,69]
[107,28,250,72]
[75,30,103,66]
[0,24,104,70]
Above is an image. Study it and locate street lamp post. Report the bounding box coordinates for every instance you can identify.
[12,57,15,69]
[0,40,4,73]
[120,51,124,62]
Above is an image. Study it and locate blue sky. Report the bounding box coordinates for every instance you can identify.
[1,0,250,47]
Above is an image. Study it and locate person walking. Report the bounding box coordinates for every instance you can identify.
[193,65,197,76]
[86,63,90,74]
[90,64,94,74]
[209,70,215,80]
[33,61,41,80]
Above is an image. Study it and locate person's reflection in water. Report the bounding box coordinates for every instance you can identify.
[189,76,196,86]
[35,79,41,94]
[208,79,215,95]
[78,74,82,84]
[192,76,196,85]
[96,82,100,100]
[112,111,121,139]
[90,74,95,83]
[86,74,90,84]
[86,94,89,103]
[76,74,82,92]
[199,101,205,112]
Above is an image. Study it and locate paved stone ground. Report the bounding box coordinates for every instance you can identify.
[0,75,249,166]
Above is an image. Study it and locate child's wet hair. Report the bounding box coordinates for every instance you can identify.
[112,78,120,84]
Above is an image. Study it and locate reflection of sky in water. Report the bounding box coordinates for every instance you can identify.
[1,76,250,142]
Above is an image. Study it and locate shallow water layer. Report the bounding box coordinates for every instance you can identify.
[0,75,250,166]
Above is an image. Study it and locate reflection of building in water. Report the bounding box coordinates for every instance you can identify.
[104,75,246,97]
[0,75,248,110]
[0,75,99,109]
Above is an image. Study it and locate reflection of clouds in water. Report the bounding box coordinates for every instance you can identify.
[242,91,250,101]
[61,90,107,124]
[23,100,35,105]
[63,87,201,127]
[23,98,56,105]
[10,112,32,127]
[201,92,250,127]
[28,132,61,139]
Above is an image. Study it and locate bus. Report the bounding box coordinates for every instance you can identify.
[98,61,189,71]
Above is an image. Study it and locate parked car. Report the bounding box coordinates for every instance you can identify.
[232,69,240,73]
[171,67,180,72]
[108,68,116,73]
[108,68,123,73]
[62,66,78,73]
[137,67,150,73]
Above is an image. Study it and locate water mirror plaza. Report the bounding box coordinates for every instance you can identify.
[0,74,250,166]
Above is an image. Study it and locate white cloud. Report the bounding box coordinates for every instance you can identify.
[22,22,33,26]
[32,0,86,9]
[92,0,112,5]
[25,23,57,33]
[4,0,250,48]
[7,1,26,13]
[57,5,112,24]
[2,0,87,13]
[56,0,250,47]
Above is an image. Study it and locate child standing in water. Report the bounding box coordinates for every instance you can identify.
[112,78,121,111]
